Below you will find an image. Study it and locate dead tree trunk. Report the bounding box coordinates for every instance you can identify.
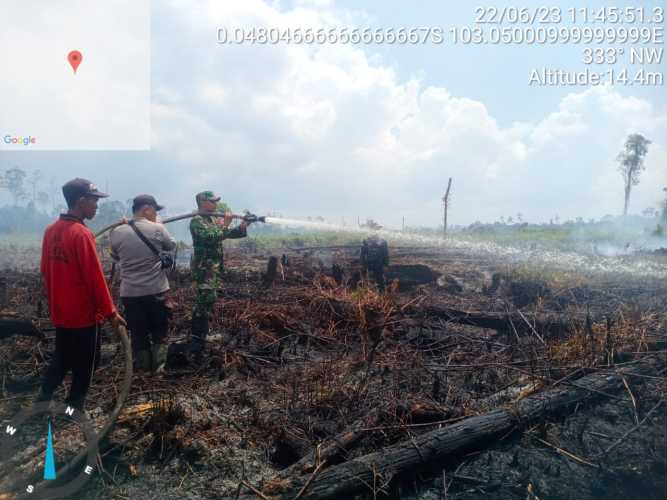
[266,360,652,499]
[263,256,279,288]
[442,177,452,237]
[0,278,9,311]
[0,277,7,310]
[623,175,631,216]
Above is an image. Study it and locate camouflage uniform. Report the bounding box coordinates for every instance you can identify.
[189,191,247,352]
[360,235,389,292]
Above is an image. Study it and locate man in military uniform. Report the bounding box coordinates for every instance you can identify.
[360,233,389,292]
[189,191,249,358]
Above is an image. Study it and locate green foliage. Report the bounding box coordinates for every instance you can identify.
[617,133,651,186]
[618,133,651,215]
[456,216,658,252]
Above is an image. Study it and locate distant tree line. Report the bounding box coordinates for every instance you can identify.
[1,131,657,238]
[0,167,128,234]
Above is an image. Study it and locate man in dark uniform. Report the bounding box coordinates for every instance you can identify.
[189,191,249,358]
[360,233,389,292]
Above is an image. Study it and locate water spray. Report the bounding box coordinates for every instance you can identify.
[263,217,449,246]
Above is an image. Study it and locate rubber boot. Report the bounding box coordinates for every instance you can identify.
[151,343,168,373]
[134,350,152,372]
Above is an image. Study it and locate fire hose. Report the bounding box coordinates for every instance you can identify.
[94,211,267,238]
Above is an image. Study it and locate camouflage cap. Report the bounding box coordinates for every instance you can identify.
[196,191,221,203]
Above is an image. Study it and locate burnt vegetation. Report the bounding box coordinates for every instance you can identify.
[2,244,667,499]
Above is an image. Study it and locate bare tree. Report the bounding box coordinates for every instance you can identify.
[442,177,452,237]
[618,133,651,216]
[0,167,28,206]
[48,176,66,214]
[27,169,42,204]
[37,191,50,210]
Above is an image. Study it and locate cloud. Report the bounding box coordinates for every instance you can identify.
[3,0,665,226]
[145,1,667,226]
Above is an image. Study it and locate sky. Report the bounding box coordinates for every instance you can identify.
[0,0,665,227]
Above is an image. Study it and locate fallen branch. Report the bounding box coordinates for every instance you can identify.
[620,375,639,425]
[0,317,43,339]
[269,410,380,484]
[242,480,271,500]
[601,399,663,455]
[403,305,580,337]
[268,358,657,499]
[293,460,327,500]
[532,436,597,468]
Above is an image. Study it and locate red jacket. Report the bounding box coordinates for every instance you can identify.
[41,215,116,328]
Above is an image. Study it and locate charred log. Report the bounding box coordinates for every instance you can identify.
[268,359,655,499]
[385,264,441,289]
[403,305,581,337]
[0,317,43,339]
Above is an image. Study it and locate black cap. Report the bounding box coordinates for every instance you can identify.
[132,194,164,212]
[62,178,109,206]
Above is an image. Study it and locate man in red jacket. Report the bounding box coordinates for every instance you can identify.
[37,178,126,410]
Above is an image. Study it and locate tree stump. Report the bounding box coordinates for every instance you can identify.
[263,256,279,288]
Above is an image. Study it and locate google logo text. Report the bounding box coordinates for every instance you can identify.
[3,135,37,146]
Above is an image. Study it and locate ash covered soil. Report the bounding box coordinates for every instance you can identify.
[1,242,667,499]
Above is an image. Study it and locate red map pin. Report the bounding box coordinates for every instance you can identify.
[68,50,83,73]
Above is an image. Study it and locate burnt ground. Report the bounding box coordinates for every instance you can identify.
[1,243,667,499]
